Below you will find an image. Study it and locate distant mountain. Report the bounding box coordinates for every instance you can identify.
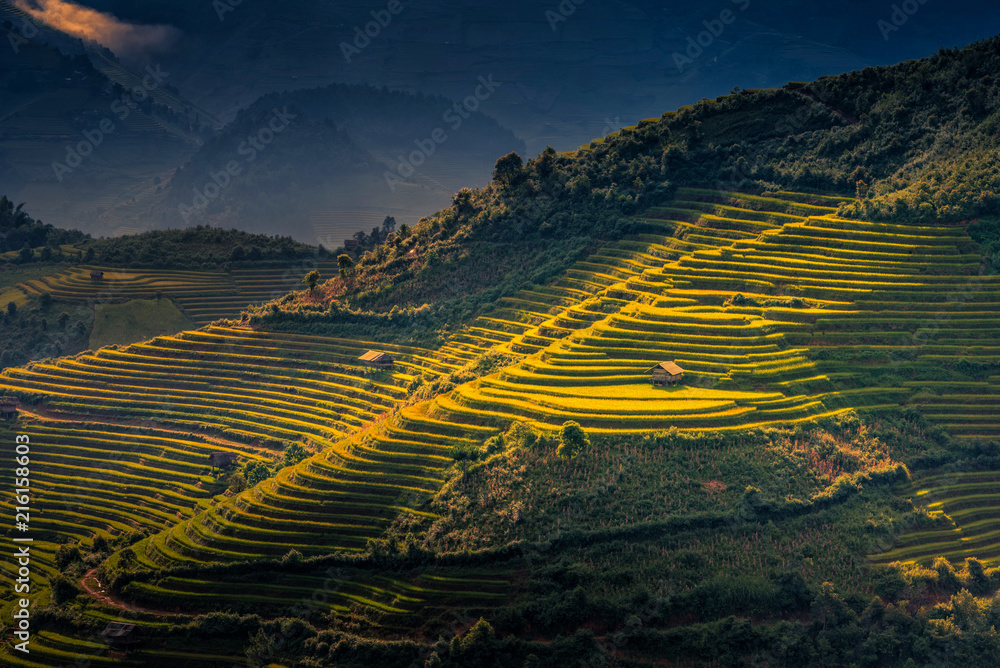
[105,82,526,244]
[0,8,214,236]
[45,0,1000,156]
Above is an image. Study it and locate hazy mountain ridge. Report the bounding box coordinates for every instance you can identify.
[127,82,527,242]
[250,35,1000,339]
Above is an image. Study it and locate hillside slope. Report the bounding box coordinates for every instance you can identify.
[4,188,1000,666]
[4,36,1000,667]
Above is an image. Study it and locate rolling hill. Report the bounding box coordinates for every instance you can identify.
[3,33,1000,668]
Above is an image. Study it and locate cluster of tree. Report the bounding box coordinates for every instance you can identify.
[0,197,88,255]
[342,216,399,256]
[80,225,320,268]
[623,583,1000,667]
[970,217,1000,274]
[222,442,310,493]
[433,36,1000,240]
[1,199,326,268]
[255,233,594,347]
[0,301,91,371]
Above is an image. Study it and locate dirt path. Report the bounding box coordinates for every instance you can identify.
[81,567,196,619]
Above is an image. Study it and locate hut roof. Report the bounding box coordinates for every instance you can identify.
[648,361,685,375]
[0,396,20,406]
[209,452,237,465]
[358,350,393,363]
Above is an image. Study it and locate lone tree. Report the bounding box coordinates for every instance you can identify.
[382,215,396,235]
[557,420,589,459]
[283,442,308,467]
[244,461,270,486]
[303,269,321,292]
[492,152,525,190]
[337,253,354,277]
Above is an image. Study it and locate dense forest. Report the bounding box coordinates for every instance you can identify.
[0,198,320,268]
[80,226,322,268]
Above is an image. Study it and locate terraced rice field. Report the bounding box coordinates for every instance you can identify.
[120,568,510,618]
[0,328,461,585]
[13,261,342,324]
[1,628,249,668]
[5,187,1000,650]
[870,471,1000,566]
[0,420,270,582]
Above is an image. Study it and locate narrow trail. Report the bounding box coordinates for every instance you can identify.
[81,567,196,619]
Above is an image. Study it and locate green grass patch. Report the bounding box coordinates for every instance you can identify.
[90,298,195,349]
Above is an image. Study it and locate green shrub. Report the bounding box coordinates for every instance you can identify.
[557,421,589,459]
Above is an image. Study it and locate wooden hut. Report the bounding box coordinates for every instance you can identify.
[358,350,395,369]
[101,622,139,650]
[343,239,360,250]
[648,361,685,386]
[208,452,238,470]
[0,396,19,418]
[90,269,105,281]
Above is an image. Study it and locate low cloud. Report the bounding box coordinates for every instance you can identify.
[14,0,181,57]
